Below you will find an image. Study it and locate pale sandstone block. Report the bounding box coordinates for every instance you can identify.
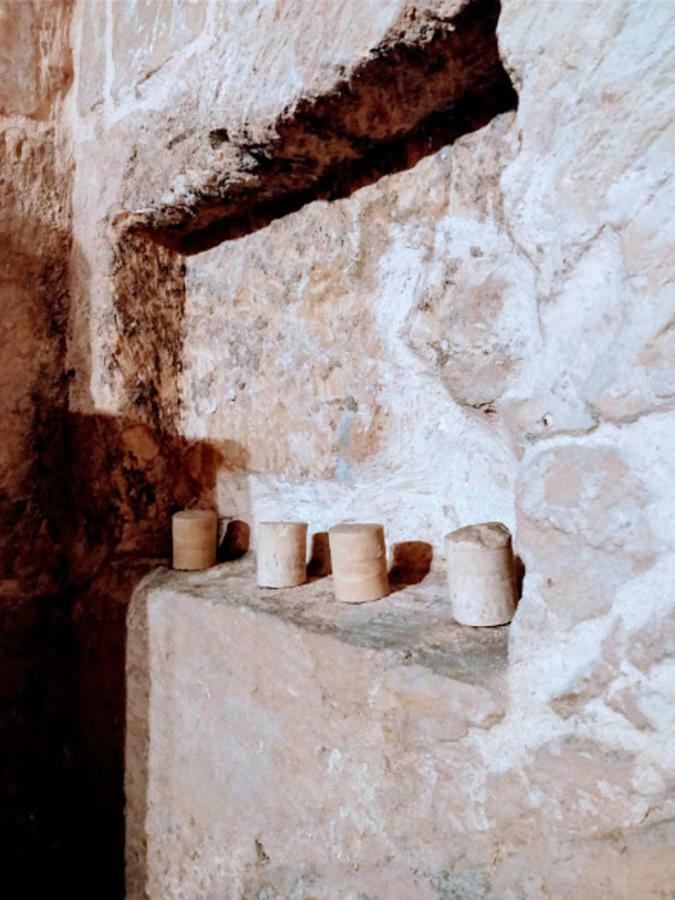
[256,521,307,588]
[329,523,389,603]
[125,558,507,897]
[171,509,217,571]
[445,522,516,626]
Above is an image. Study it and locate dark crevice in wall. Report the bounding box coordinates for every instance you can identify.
[129,0,516,254]
[178,84,515,254]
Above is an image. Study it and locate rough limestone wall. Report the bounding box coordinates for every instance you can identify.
[495,8,675,880]
[0,0,79,890]
[67,0,675,894]
[181,113,526,542]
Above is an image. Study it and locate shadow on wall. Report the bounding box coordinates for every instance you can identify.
[66,409,251,899]
[389,541,434,591]
[0,592,77,896]
[514,553,525,605]
[307,531,332,579]
[219,518,251,560]
[0,197,75,891]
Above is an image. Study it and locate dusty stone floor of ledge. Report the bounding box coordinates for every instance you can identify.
[141,553,508,689]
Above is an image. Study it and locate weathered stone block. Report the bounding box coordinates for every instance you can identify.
[126,556,507,897]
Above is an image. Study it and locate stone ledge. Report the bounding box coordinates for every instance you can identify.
[137,554,508,686]
[125,554,509,897]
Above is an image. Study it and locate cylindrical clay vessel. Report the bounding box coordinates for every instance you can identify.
[329,523,389,604]
[445,522,517,626]
[256,521,308,588]
[172,509,218,571]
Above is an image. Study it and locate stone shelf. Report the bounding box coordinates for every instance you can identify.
[126,554,509,898]
[133,554,508,684]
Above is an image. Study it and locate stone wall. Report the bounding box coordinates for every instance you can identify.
[0,1,80,892]
[0,0,72,604]
[2,0,670,894]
